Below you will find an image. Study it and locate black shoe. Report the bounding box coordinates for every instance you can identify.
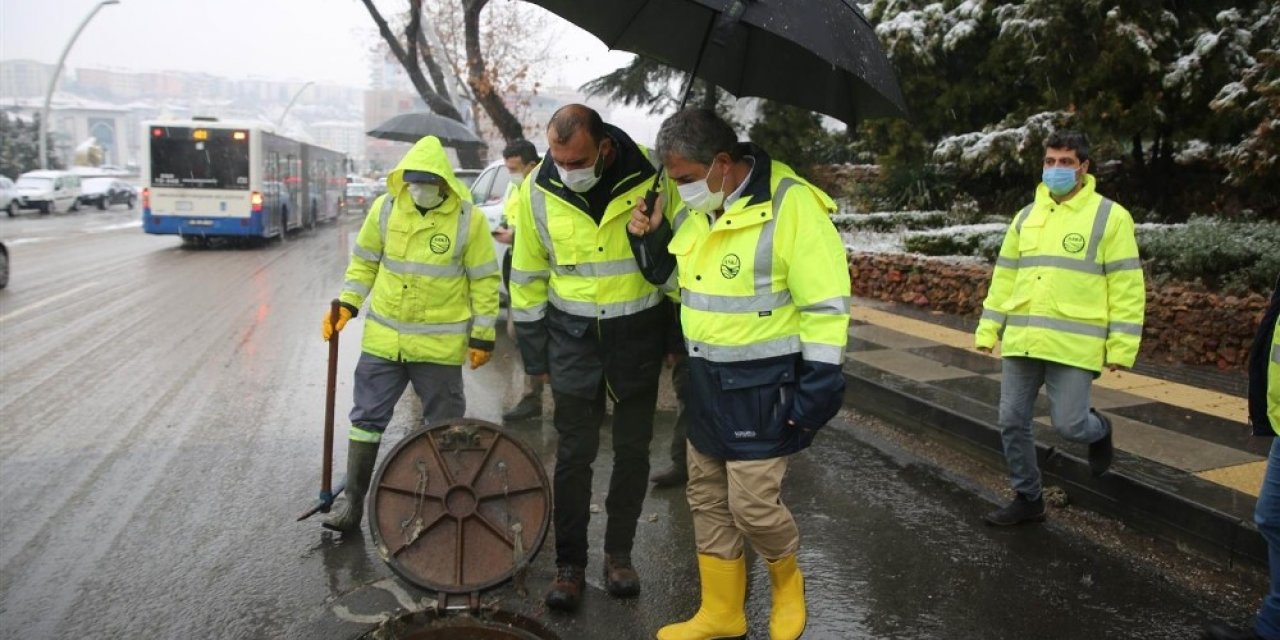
[604,553,641,598]
[544,565,585,611]
[503,394,543,422]
[983,493,1046,526]
[1201,621,1261,639]
[1088,409,1114,477]
[649,464,688,488]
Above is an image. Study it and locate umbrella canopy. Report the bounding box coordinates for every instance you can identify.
[522,0,907,125]
[367,112,486,147]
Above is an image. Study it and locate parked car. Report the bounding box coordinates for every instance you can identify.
[454,168,482,189]
[0,241,8,289]
[78,177,137,210]
[0,176,16,217]
[468,160,516,303]
[341,182,374,215]
[14,170,81,214]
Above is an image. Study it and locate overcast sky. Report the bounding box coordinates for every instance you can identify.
[0,0,634,90]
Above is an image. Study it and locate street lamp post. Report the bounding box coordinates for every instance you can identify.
[277,81,315,129]
[39,0,121,170]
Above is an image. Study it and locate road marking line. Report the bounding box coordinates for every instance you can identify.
[0,282,100,323]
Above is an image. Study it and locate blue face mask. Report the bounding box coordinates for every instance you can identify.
[1042,167,1078,196]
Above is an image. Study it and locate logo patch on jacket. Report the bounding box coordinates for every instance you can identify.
[429,233,452,254]
[720,254,741,279]
[1062,233,1086,253]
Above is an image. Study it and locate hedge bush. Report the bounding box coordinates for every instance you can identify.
[897,217,1280,294]
[1137,220,1280,293]
[832,210,950,232]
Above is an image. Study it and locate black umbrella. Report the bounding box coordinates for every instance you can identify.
[522,0,908,125]
[367,112,486,148]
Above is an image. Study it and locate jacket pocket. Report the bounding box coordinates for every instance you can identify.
[714,360,796,444]
[1054,299,1107,322]
[547,214,578,264]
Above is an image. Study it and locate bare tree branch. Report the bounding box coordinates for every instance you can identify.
[463,0,525,142]
[358,0,462,121]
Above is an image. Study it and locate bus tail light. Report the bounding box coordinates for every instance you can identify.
[142,188,150,209]
[251,191,263,213]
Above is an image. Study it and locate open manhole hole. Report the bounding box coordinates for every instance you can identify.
[361,419,558,640]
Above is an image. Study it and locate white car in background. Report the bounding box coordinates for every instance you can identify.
[467,161,515,303]
[0,176,16,217]
[14,170,81,214]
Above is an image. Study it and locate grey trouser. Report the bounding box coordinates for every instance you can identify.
[347,352,465,443]
[998,356,1107,500]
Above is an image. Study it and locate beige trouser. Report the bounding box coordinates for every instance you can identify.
[686,442,799,561]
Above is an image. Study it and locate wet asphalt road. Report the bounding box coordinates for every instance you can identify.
[0,209,1248,639]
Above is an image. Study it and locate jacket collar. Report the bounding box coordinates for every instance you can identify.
[534,123,655,212]
[733,142,774,209]
[1035,174,1098,213]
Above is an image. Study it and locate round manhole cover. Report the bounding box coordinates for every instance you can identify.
[367,419,551,594]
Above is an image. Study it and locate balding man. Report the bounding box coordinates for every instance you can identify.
[508,105,679,611]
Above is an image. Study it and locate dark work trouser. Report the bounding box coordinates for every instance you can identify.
[669,357,690,468]
[551,381,658,567]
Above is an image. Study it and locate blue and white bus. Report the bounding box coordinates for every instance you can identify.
[142,119,346,243]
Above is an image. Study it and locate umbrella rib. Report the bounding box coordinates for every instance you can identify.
[610,1,656,49]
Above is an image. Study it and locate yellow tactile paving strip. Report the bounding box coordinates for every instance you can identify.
[851,305,1264,497]
[1197,461,1267,496]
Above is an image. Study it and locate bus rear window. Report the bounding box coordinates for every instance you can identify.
[150,127,249,190]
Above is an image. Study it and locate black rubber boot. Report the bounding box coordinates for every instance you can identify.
[322,440,379,533]
[503,393,543,422]
[1088,408,1114,477]
[983,493,1046,526]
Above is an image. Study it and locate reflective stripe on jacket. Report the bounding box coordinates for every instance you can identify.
[666,151,850,459]
[338,136,499,365]
[975,174,1145,372]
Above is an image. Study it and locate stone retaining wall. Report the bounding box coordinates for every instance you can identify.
[848,252,1271,369]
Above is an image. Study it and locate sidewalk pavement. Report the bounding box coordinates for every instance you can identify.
[841,298,1267,569]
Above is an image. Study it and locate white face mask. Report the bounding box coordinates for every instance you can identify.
[508,171,524,184]
[556,145,603,193]
[677,160,726,213]
[407,183,444,209]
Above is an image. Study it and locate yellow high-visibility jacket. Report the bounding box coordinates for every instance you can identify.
[338,136,499,365]
[1251,280,1280,436]
[508,152,677,324]
[975,174,1145,372]
[639,145,850,459]
[507,125,681,399]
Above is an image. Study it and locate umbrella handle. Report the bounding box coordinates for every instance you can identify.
[637,168,666,270]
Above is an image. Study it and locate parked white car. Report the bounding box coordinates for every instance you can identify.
[467,160,516,303]
[0,176,16,217]
[15,170,81,214]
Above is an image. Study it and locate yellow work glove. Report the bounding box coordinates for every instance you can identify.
[468,348,492,370]
[321,305,352,341]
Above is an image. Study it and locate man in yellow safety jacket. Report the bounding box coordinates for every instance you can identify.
[974,130,1145,527]
[319,135,500,534]
[508,104,679,611]
[492,139,549,423]
[1203,275,1280,640]
[629,108,851,640]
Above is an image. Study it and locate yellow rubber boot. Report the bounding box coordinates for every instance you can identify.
[766,554,806,640]
[656,554,747,640]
